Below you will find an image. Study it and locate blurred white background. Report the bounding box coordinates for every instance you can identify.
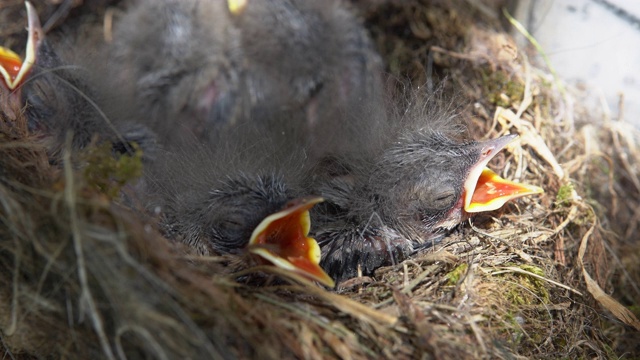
[513,0,640,127]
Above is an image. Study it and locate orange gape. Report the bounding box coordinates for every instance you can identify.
[0,2,43,90]
[466,168,544,213]
[249,197,335,288]
[0,48,22,84]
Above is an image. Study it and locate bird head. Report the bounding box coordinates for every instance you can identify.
[375,132,543,236]
[162,174,293,255]
[5,2,150,158]
[158,170,334,287]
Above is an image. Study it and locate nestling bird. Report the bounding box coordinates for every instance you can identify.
[142,124,334,286]
[304,92,543,283]
[109,0,382,148]
[0,2,155,160]
[1,2,43,120]
[311,132,543,283]
[142,88,542,286]
[12,0,382,157]
[104,0,542,284]
[6,1,543,287]
[3,0,378,286]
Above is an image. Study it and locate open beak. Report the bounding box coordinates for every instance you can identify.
[0,2,43,91]
[248,197,335,288]
[463,134,543,213]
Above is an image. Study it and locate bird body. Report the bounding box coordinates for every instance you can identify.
[294,87,542,283]
[110,0,382,149]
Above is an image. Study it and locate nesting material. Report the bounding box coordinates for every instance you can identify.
[1,0,638,358]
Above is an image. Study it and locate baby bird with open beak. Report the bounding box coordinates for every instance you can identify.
[144,122,335,287]
[2,0,373,287]
[149,91,543,286]
[4,1,542,287]
[308,94,543,283]
[1,2,154,159]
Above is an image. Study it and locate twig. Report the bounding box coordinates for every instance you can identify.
[63,133,116,360]
[238,266,398,327]
[577,209,640,331]
[490,267,583,296]
[115,325,169,360]
[502,8,564,94]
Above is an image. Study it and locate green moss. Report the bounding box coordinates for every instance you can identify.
[504,287,527,306]
[503,312,525,345]
[480,70,525,107]
[628,304,640,317]
[446,263,468,285]
[82,142,144,199]
[518,265,550,302]
[496,264,550,306]
[555,182,574,206]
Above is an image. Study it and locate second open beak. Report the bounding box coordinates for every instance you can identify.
[0,2,43,91]
[248,197,335,288]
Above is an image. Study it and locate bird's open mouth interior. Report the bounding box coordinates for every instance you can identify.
[466,167,544,212]
[0,48,23,87]
[463,134,543,213]
[0,2,41,90]
[248,197,335,287]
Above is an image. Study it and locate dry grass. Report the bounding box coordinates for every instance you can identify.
[1,0,639,358]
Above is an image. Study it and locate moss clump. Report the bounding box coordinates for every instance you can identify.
[555,182,574,206]
[446,263,468,285]
[481,70,525,108]
[82,142,144,198]
[500,264,550,306]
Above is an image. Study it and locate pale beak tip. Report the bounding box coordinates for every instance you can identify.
[227,0,248,15]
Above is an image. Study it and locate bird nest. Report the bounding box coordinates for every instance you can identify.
[1,0,639,358]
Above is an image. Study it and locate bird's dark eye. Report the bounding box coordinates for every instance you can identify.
[431,190,456,210]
